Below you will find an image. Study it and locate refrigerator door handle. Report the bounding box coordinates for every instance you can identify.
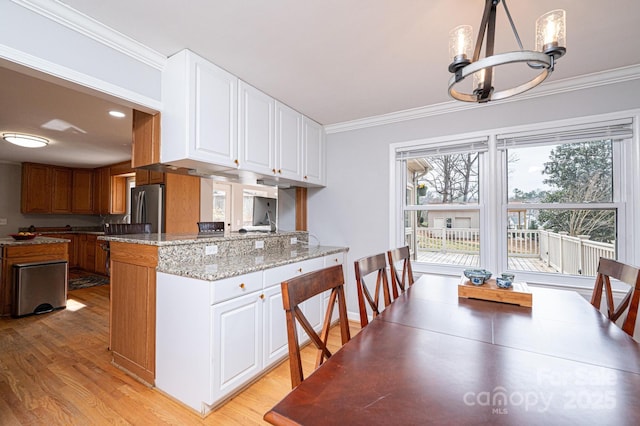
[139,190,146,223]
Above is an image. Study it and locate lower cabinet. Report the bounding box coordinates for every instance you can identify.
[155,253,343,415]
[109,242,157,385]
[211,290,263,401]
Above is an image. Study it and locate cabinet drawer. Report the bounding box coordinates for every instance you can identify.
[211,271,263,305]
[264,257,324,288]
[323,253,345,267]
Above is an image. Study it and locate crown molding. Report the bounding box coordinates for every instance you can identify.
[13,0,166,70]
[325,64,640,134]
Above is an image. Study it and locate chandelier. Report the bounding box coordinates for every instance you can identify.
[448,0,566,103]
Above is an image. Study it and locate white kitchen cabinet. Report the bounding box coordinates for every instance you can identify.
[156,253,342,415]
[238,81,275,175]
[262,283,288,369]
[162,49,239,170]
[303,117,326,186]
[212,290,263,401]
[275,101,303,181]
[239,82,303,182]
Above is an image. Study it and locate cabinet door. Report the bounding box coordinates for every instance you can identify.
[21,163,52,213]
[275,102,302,181]
[263,284,289,368]
[95,240,108,275]
[93,167,111,215]
[212,291,263,400]
[132,110,160,168]
[302,117,326,186]
[72,169,94,213]
[110,176,127,214]
[51,167,72,213]
[193,54,239,167]
[238,81,275,175]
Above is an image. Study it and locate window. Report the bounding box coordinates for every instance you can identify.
[393,116,634,284]
[396,138,487,269]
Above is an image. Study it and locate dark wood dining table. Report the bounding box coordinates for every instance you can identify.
[264,275,640,425]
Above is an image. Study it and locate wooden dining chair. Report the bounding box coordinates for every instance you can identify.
[590,257,640,336]
[387,246,415,299]
[354,253,392,328]
[281,264,351,388]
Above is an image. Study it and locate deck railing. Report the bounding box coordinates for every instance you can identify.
[414,227,615,275]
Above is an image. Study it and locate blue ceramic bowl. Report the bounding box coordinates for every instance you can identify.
[496,277,513,289]
[463,269,492,285]
[501,272,515,281]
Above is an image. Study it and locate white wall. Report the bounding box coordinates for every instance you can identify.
[0,1,162,110]
[312,79,640,317]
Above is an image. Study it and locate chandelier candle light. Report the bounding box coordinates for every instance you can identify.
[448,0,566,103]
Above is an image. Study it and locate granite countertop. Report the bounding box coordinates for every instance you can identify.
[0,236,71,247]
[99,230,306,247]
[157,244,347,281]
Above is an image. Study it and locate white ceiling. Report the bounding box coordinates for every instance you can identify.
[2,0,640,168]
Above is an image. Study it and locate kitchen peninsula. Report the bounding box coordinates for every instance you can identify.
[100,230,347,415]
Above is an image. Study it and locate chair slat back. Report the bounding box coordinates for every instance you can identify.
[387,246,414,299]
[281,264,350,388]
[354,253,391,328]
[590,257,640,336]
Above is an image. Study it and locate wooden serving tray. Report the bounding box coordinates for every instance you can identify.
[458,276,532,307]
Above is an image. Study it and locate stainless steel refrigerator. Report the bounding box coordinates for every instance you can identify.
[131,184,165,233]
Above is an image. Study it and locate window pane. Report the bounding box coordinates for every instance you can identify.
[405,210,480,267]
[507,140,613,203]
[507,208,616,277]
[406,153,479,205]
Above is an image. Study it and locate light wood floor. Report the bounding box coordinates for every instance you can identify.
[0,285,360,425]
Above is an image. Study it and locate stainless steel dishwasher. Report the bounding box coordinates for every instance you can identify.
[12,260,67,317]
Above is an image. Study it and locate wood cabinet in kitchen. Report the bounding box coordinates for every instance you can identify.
[132,110,160,168]
[164,173,200,234]
[109,241,158,385]
[71,169,94,214]
[21,163,98,214]
[0,241,68,316]
[135,169,165,186]
[77,234,97,271]
[21,163,52,213]
[162,49,239,169]
[51,167,72,213]
[95,164,132,215]
[93,167,111,215]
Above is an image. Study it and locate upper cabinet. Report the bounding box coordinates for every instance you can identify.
[71,169,94,214]
[21,163,52,213]
[132,110,160,168]
[302,117,325,186]
[276,102,304,181]
[238,81,275,176]
[158,49,325,187]
[162,49,239,170]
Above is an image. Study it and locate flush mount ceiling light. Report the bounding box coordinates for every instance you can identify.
[109,110,126,118]
[448,0,566,103]
[2,133,49,148]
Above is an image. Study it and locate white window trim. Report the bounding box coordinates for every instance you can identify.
[389,109,640,291]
